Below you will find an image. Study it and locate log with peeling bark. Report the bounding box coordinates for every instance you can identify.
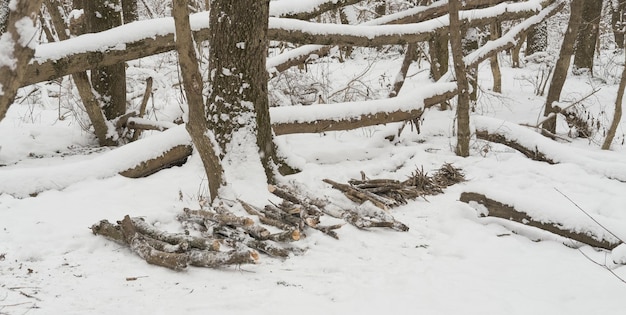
[460,192,621,250]
[119,216,189,270]
[475,129,556,164]
[92,215,261,270]
[119,144,194,178]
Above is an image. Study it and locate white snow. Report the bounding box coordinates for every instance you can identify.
[1,2,626,314]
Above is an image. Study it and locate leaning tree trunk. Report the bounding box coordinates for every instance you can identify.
[602,53,625,150]
[84,0,127,120]
[0,0,44,122]
[543,0,584,136]
[449,0,471,157]
[572,0,602,74]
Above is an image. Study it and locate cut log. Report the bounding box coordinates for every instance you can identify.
[460,192,621,250]
[129,217,220,251]
[120,216,189,270]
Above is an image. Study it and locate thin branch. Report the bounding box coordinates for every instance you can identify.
[555,187,625,243]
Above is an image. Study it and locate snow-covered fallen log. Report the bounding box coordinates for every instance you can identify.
[24,0,556,87]
[0,125,192,198]
[460,192,622,250]
[271,82,457,135]
[473,116,626,182]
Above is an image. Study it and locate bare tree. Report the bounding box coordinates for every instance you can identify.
[175,0,289,202]
[84,0,127,119]
[572,0,602,74]
[449,0,471,157]
[543,0,584,136]
[611,0,626,49]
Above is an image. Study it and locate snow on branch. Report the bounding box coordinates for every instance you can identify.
[473,116,626,182]
[271,83,457,135]
[0,125,192,198]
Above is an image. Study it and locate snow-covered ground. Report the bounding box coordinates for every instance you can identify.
[2,44,626,314]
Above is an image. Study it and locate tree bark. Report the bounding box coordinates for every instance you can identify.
[23,0,560,88]
[389,43,417,97]
[573,0,602,74]
[429,30,449,81]
[206,0,281,185]
[602,55,625,150]
[84,0,127,120]
[612,0,626,49]
[525,21,547,57]
[543,0,584,135]
[460,192,621,250]
[122,0,138,23]
[449,0,471,157]
[172,0,224,201]
[490,22,502,93]
[0,0,45,122]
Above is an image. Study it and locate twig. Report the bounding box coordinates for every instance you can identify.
[555,188,625,243]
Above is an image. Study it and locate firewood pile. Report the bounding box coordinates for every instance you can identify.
[325,163,465,210]
[91,165,462,271]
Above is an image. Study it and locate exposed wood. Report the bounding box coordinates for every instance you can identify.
[128,217,220,251]
[183,208,254,228]
[119,144,193,178]
[460,192,621,250]
[119,216,189,270]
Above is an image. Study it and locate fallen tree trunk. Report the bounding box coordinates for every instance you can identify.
[271,83,458,135]
[460,192,621,250]
[473,116,626,182]
[24,0,557,87]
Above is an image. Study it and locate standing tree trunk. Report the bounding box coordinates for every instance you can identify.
[122,0,138,23]
[490,22,502,93]
[0,0,44,122]
[612,0,626,49]
[572,0,602,74]
[449,0,471,157]
[429,30,449,81]
[172,0,223,200]
[463,27,479,104]
[207,0,281,185]
[177,0,287,202]
[374,0,385,17]
[84,0,127,120]
[525,21,547,57]
[543,0,584,136]
[602,54,625,150]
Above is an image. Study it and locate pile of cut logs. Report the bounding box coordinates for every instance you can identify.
[91,164,464,270]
